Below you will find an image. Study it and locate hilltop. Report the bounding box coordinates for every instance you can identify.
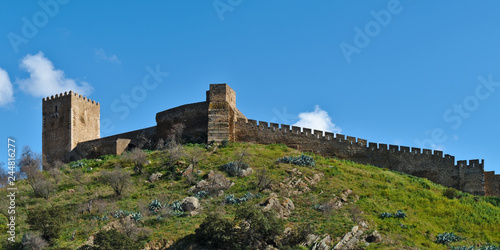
[1,142,499,249]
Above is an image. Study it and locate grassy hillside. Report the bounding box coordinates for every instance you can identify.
[1,142,499,249]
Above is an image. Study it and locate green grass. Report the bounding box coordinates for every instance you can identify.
[1,142,499,249]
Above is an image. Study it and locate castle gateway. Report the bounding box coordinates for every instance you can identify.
[42,84,500,196]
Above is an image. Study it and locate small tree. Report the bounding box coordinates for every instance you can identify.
[19,146,54,198]
[33,179,54,199]
[122,148,148,173]
[48,167,63,185]
[256,168,273,192]
[0,163,8,188]
[101,166,131,196]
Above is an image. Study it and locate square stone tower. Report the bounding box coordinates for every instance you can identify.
[42,91,100,167]
[207,84,238,143]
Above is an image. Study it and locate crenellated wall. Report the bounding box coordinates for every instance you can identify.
[42,83,499,196]
[235,118,487,195]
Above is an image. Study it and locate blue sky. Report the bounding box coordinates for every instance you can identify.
[1,1,500,173]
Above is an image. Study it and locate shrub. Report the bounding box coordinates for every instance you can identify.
[195,211,237,249]
[280,223,315,247]
[435,232,463,245]
[121,148,148,173]
[26,205,66,243]
[443,188,461,199]
[93,229,139,250]
[235,204,284,248]
[256,168,273,192]
[21,232,48,250]
[33,178,55,199]
[195,205,284,249]
[101,166,131,196]
[277,154,315,167]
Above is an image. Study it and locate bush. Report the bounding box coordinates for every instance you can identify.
[195,211,237,249]
[277,154,315,167]
[101,166,131,196]
[436,232,463,245]
[121,148,148,173]
[443,188,461,199]
[195,205,284,249]
[26,205,66,243]
[235,204,284,248]
[21,232,48,250]
[280,223,315,247]
[93,229,139,250]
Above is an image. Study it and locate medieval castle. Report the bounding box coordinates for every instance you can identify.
[42,84,500,197]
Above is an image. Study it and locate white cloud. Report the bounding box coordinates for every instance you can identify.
[0,68,14,107]
[17,51,93,97]
[293,105,341,134]
[95,49,121,63]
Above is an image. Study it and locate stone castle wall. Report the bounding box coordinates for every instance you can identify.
[235,118,493,196]
[42,84,500,196]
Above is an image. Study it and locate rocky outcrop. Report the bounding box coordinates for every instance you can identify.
[181,196,200,215]
[260,193,295,219]
[189,170,234,194]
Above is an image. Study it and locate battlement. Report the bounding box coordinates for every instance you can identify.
[236,118,462,163]
[42,91,99,106]
[456,159,484,168]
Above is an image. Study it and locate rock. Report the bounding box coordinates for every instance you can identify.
[175,160,186,166]
[333,225,364,249]
[365,230,382,243]
[67,189,75,193]
[281,198,295,218]
[142,239,173,250]
[260,193,295,219]
[302,234,332,250]
[239,167,253,177]
[312,235,332,250]
[182,164,194,177]
[149,172,163,183]
[191,171,234,194]
[181,197,200,213]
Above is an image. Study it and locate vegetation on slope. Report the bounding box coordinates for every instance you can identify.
[0,142,499,249]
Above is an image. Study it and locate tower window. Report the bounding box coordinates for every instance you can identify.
[55,105,58,112]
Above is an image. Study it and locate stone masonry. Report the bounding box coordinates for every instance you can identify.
[42,84,500,196]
